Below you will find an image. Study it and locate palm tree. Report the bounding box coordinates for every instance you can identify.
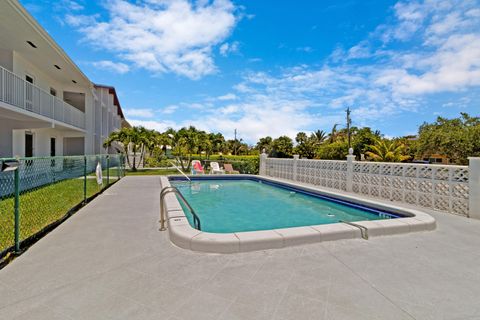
[141,129,161,167]
[312,130,327,144]
[172,126,201,171]
[329,124,339,143]
[256,136,273,154]
[103,126,148,171]
[210,133,225,155]
[365,139,411,162]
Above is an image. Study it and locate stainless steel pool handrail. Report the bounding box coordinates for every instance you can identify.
[169,161,191,183]
[340,221,369,240]
[160,186,201,231]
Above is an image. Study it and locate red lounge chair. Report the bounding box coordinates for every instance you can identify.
[224,163,239,174]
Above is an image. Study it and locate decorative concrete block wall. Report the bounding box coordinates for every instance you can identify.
[260,153,477,218]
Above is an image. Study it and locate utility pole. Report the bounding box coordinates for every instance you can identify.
[346,107,352,150]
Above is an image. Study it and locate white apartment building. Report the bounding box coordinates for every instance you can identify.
[0,0,127,158]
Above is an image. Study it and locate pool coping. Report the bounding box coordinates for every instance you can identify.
[160,175,436,253]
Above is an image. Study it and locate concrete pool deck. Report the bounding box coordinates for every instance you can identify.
[0,176,479,319]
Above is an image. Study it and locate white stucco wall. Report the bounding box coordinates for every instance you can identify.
[0,119,15,157]
[1,52,123,157]
[13,52,65,99]
[8,52,99,155]
[0,49,13,71]
[12,128,85,157]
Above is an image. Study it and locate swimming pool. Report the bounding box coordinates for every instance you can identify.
[161,175,435,253]
[170,178,400,233]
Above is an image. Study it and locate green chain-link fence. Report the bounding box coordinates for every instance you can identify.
[0,154,125,259]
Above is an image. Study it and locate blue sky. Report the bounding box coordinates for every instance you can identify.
[21,0,480,143]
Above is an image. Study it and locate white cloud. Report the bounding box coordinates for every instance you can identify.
[92,60,130,74]
[217,93,237,101]
[296,46,313,53]
[128,119,178,132]
[124,108,155,118]
[442,97,472,108]
[466,8,480,18]
[218,104,239,115]
[162,105,178,114]
[67,0,239,79]
[182,102,205,110]
[187,98,330,142]
[64,0,84,11]
[176,0,480,141]
[219,41,240,56]
[65,14,98,27]
[346,41,370,59]
[54,0,84,13]
[117,0,480,142]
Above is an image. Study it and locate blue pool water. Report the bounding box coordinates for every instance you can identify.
[170,178,399,233]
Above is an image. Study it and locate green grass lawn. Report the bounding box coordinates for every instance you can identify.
[126,169,183,176]
[87,167,123,178]
[0,177,111,254]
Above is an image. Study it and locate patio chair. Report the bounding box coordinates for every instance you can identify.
[210,161,225,174]
[224,163,239,174]
[191,160,204,174]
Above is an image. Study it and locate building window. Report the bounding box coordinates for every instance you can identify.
[25,132,34,166]
[50,137,56,166]
[25,133,34,157]
[50,137,56,156]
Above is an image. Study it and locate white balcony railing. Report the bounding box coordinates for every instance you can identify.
[0,65,85,129]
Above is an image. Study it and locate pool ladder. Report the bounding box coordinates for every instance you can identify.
[340,221,369,240]
[159,186,201,231]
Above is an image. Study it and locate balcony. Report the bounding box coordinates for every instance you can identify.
[0,65,85,130]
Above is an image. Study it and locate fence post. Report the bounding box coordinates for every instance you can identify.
[117,155,121,180]
[121,154,125,177]
[346,149,355,192]
[106,155,110,186]
[293,155,299,181]
[14,167,20,254]
[469,157,480,219]
[259,151,267,176]
[83,155,87,204]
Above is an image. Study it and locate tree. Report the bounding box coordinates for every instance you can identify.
[328,124,339,143]
[103,126,151,171]
[175,126,201,170]
[351,127,382,158]
[209,133,226,157]
[138,127,159,167]
[316,141,349,160]
[365,139,410,162]
[255,136,273,155]
[104,128,130,167]
[416,113,480,164]
[395,135,418,161]
[294,132,316,159]
[312,130,327,144]
[272,136,293,158]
